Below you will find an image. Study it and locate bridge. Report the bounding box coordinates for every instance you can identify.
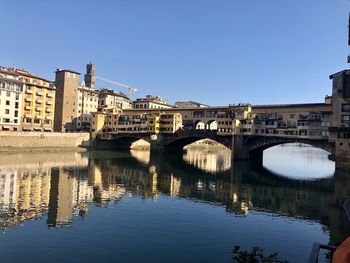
[93,128,335,166]
[91,68,350,167]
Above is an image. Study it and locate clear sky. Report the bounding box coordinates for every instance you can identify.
[1,0,349,105]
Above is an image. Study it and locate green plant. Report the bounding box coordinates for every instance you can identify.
[232,246,289,263]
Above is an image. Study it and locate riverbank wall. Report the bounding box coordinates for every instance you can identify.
[0,132,90,149]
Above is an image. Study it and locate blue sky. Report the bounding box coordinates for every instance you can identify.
[1,0,349,105]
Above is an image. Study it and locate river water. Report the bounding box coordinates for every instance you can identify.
[0,144,349,263]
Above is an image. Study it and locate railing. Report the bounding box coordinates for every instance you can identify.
[308,243,336,263]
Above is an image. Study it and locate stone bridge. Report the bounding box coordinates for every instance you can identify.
[93,131,336,165]
[232,135,335,162]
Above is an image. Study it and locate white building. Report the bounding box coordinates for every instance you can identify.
[0,68,23,131]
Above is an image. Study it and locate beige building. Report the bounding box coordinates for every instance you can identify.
[90,109,182,140]
[175,100,209,108]
[98,89,133,110]
[133,95,173,109]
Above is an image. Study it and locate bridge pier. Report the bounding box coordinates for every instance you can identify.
[232,135,250,160]
[150,134,166,153]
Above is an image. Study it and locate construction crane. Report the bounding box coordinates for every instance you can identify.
[95,75,138,98]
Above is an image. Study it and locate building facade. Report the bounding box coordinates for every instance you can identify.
[328,70,350,164]
[54,64,99,132]
[17,69,56,131]
[0,66,55,132]
[0,68,23,131]
[133,95,173,109]
[90,109,183,140]
[98,89,133,110]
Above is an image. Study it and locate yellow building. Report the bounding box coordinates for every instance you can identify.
[17,69,56,131]
[90,109,183,140]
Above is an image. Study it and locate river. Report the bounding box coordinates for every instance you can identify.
[0,144,349,263]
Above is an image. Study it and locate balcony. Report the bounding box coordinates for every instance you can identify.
[36,98,43,104]
[24,105,31,110]
[25,96,33,101]
[46,93,54,98]
[25,89,33,94]
[46,100,53,105]
[45,108,52,113]
[36,91,44,96]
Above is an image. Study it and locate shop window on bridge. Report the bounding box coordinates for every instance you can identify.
[337,132,350,139]
[341,115,350,123]
[341,104,350,112]
[193,111,205,118]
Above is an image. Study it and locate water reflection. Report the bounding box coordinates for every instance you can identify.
[183,148,231,173]
[263,143,335,179]
[0,148,349,248]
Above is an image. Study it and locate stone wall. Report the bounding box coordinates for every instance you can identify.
[0,132,90,149]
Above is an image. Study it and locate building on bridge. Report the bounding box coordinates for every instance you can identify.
[175,100,209,108]
[133,95,173,109]
[90,108,183,140]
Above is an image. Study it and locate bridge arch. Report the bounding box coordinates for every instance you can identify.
[206,120,218,131]
[243,136,334,161]
[94,134,151,151]
[163,131,232,152]
[194,120,205,130]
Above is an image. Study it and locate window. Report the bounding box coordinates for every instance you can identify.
[15,102,19,109]
[14,110,18,117]
[341,115,350,123]
[5,109,9,114]
[5,100,10,106]
[6,91,10,97]
[342,104,350,112]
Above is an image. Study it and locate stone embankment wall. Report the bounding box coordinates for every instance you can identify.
[0,132,90,149]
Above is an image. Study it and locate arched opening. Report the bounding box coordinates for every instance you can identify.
[130,139,150,150]
[262,143,335,179]
[166,137,231,153]
[98,136,150,151]
[183,141,231,173]
[206,120,217,131]
[194,120,205,130]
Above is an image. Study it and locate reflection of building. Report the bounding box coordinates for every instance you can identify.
[170,175,181,197]
[130,150,150,164]
[0,167,51,230]
[47,169,74,227]
[183,149,231,173]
